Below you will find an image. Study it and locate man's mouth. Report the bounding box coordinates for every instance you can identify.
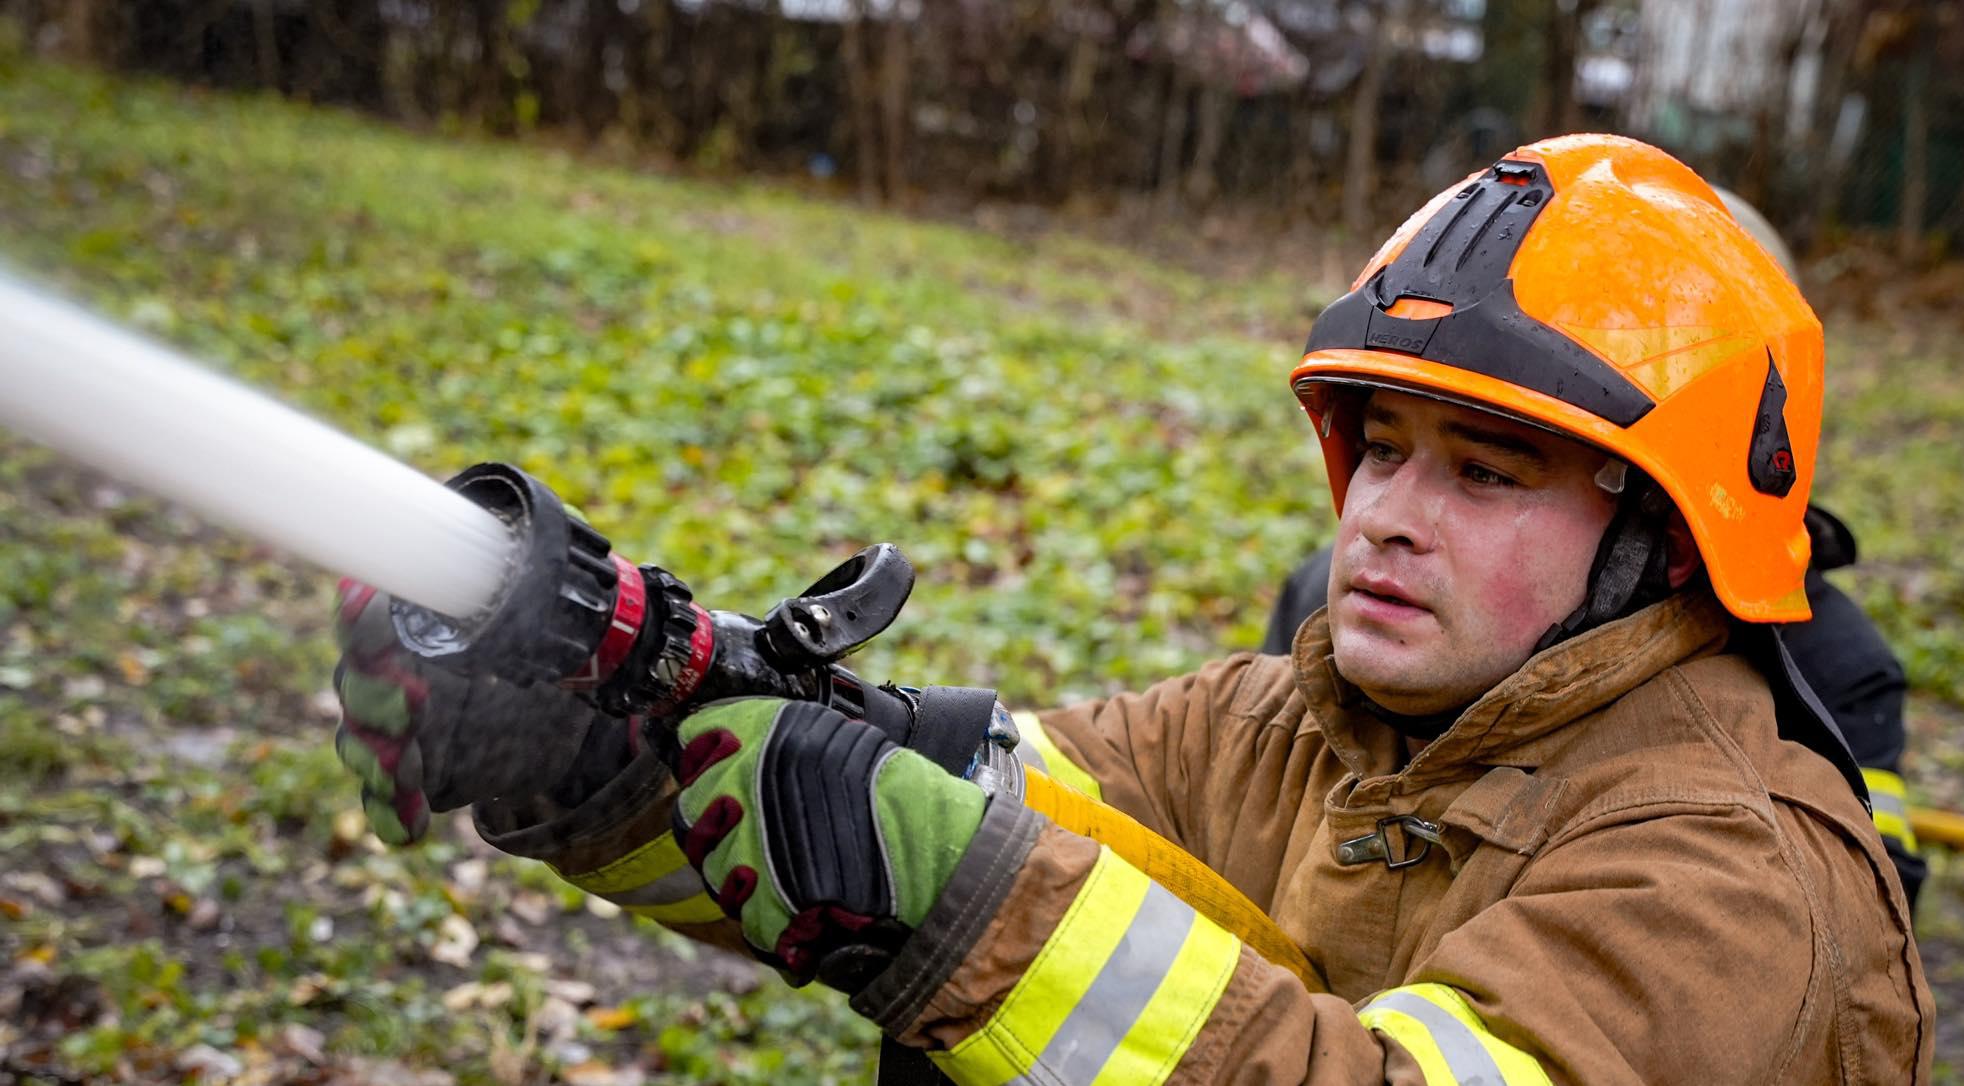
[1348,574,1431,614]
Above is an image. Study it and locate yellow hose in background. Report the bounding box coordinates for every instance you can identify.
[1021,768,1321,991]
[1911,805,1964,851]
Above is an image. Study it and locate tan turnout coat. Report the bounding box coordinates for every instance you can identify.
[894,591,1933,1083]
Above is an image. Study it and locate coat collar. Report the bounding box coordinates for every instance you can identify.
[1292,590,1733,785]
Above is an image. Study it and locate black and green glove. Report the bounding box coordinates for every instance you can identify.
[670,697,989,987]
[331,579,634,844]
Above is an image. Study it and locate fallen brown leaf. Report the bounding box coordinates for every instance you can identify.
[583,1005,636,1032]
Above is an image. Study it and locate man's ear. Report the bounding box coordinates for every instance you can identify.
[1665,509,1702,589]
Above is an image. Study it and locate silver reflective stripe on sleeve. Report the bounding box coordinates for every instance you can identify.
[1357,983,1552,1086]
[1366,991,1509,1084]
[1013,882,1196,1084]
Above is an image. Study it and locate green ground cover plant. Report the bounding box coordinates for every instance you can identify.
[2,50,1962,1084]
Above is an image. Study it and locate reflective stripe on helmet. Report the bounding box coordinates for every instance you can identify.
[1358,983,1552,1086]
[1011,710,1104,801]
[1862,768,1920,855]
[929,847,1239,1086]
[554,831,725,926]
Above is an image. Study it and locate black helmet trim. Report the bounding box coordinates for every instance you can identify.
[1304,159,1656,429]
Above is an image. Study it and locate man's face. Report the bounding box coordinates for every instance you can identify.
[1326,389,1619,716]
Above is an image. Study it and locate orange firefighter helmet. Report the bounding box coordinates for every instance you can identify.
[1292,133,1823,622]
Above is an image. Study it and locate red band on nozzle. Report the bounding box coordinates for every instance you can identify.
[564,552,648,691]
[645,603,715,716]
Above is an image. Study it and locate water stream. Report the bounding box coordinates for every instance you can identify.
[0,272,516,619]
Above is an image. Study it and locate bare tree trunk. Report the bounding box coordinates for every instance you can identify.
[1059,30,1102,194]
[1285,96,1326,221]
[1343,4,1390,234]
[633,0,680,154]
[382,19,421,122]
[469,0,508,131]
[1155,65,1190,212]
[1185,84,1229,206]
[1796,0,1863,251]
[879,11,910,202]
[710,9,759,167]
[579,0,620,139]
[252,0,281,90]
[61,0,110,65]
[719,2,794,171]
[1897,32,1930,262]
[1740,4,1806,207]
[175,0,233,73]
[841,2,882,202]
[1105,0,1164,193]
[1539,0,1597,135]
[304,0,385,103]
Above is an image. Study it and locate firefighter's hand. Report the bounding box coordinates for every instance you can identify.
[330,579,617,844]
[670,698,988,989]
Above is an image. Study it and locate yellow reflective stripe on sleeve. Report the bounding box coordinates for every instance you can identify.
[929,847,1238,1086]
[1358,983,1551,1086]
[1862,768,1920,853]
[620,895,729,926]
[1011,710,1103,801]
[552,831,724,925]
[555,831,691,895]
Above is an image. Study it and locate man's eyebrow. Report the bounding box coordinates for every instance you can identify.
[1362,400,1403,429]
[1440,419,1551,467]
[1362,400,1555,467]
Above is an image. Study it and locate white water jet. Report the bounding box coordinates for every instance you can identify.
[0,272,516,618]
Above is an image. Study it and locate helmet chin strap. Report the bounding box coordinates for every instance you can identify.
[1533,466,1676,653]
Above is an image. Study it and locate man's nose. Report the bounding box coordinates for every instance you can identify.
[1352,464,1439,553]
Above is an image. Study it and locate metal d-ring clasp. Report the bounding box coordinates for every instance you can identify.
[1336,815,1445,870]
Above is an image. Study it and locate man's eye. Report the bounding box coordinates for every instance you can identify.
[1363,440,1402,464]
[1463,463,1517,487]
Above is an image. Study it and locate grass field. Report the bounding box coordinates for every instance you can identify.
[2,48,1963,1084]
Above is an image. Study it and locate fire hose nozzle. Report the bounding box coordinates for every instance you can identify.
[390,462,923,735]
[390,463,621,685]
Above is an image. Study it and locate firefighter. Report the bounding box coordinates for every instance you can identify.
[333,135,1932,1083]
[1261,182,1928,908]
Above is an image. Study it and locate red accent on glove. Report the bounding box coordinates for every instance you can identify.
[342,717,408,773]
[392,790,429,835]
[337,578,372,621]
[677,728,741,787]
[775,905,880,975]
[682,795,743,867]
[717,866,758,910]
